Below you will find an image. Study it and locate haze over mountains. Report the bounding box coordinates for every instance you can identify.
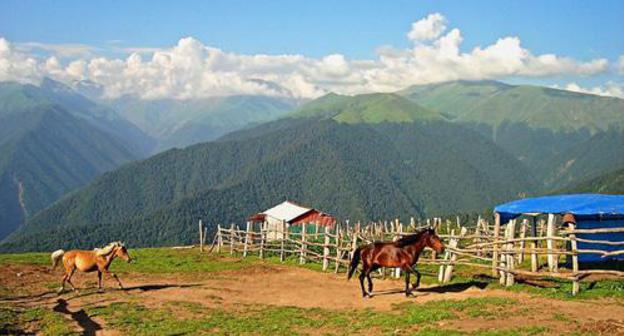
[0,79,623,251]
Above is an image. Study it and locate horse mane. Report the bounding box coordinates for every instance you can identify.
[395,228,431,248]
[94,241,123,256]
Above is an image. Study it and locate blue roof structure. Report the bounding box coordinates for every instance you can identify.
[495,194,624,224]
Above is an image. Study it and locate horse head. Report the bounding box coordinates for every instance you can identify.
[425,228,445,254]
[114,242,133,263]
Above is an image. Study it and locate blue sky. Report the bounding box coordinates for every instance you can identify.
[0,1,622,99]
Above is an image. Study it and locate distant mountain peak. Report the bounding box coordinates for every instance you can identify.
[292,91,442,124]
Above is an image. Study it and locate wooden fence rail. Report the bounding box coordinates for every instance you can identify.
[208,217,624,295]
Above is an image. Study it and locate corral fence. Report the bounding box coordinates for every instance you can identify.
[206,215,624,295]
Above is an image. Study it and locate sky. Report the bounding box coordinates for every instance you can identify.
[0,0,623,99]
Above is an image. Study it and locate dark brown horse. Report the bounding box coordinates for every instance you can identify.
[348,228,445,297]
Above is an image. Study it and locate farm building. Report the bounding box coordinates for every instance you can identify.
[495,194,624,269]
[249,201,336,240]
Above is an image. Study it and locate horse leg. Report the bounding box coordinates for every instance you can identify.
[66,268,78,292]
[358,271,368,298]
[58,273,67,293]
[97,271,103,290]
[406,265,422,289]
[366,271,374,294]
[404,270,412,297]
[104,270,124,289]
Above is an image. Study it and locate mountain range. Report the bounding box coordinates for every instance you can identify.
[0,79,623,251]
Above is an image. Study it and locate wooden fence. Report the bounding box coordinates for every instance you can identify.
[207,216,624,295]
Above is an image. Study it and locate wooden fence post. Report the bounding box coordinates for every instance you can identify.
[199,220,204,252]
[243,221,251,257]
[443,226,467,283]
[322,226,330,271]
[259,222,265,259]
[229,224,235,255]
[439,229,455,283]
[280,220,286,262]
[531,217,538,272]
[569,223,580,295]
[493,213,501,277]
[299,222,307,264]
[505,220,516,286]
[394,222,403,279]
[335,225,342,273]
[546,214,557,272]
[217,224,222,253]
[350,225,359,262]
[518,219,527,264]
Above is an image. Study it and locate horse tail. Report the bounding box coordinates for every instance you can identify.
[348,246,363,280]
[51,249,65,270]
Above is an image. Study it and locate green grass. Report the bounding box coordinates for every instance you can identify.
[0,251,49,265]
[109,248,258,274]
[84,297,526,336]
[0,305,78,336]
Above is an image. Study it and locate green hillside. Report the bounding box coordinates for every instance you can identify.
[400,80,624,133]
[107,95,298,151]
[0,119,535,251]
[293,92,442,123]
[0,82,143,240]
[565,167,624,194]
[400,80,624,189]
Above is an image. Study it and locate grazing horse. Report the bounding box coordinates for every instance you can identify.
[51,241,133,293]
[348,228,445,297]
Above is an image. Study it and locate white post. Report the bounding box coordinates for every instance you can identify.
[505,220,516,286]
[531,217,538,272]
[259,222,265,259]
[443,226,467,283]
[229,224,235,255]
[199,220,204,252]
[493,213,501,277]
[322,226,330,271]
[546,214,557,272]
[518,219,527,263]
[243,221,251,257]
[299,222,307,264]
[217,224,222,253]
[569,223,580,295]
[394,221,402,278]
[280,220,286,262]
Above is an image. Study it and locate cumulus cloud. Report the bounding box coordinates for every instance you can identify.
[618,55,624,75]
[0,13,616,99]
[563,82,624,99]
[407,13,447,41]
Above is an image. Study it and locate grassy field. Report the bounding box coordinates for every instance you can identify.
[1,248,623,335]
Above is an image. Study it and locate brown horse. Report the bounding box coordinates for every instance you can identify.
[51,241,133,293]
[348,228,445,297]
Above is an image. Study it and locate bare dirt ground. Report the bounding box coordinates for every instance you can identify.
[2,262,624,335]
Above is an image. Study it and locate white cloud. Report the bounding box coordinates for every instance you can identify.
[407,13,447,42]
[618,55,624,75]
[0,13,616,99]
[564,82,624,99]
[15,41,96,58]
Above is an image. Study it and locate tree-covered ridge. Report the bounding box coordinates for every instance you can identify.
[292,92,442,123]
[400,80,624,190]
[0,80,154,240]
[564,167,624,195]
[0,120,535,252]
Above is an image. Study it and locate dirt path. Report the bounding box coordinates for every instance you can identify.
[2,262,624,335]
